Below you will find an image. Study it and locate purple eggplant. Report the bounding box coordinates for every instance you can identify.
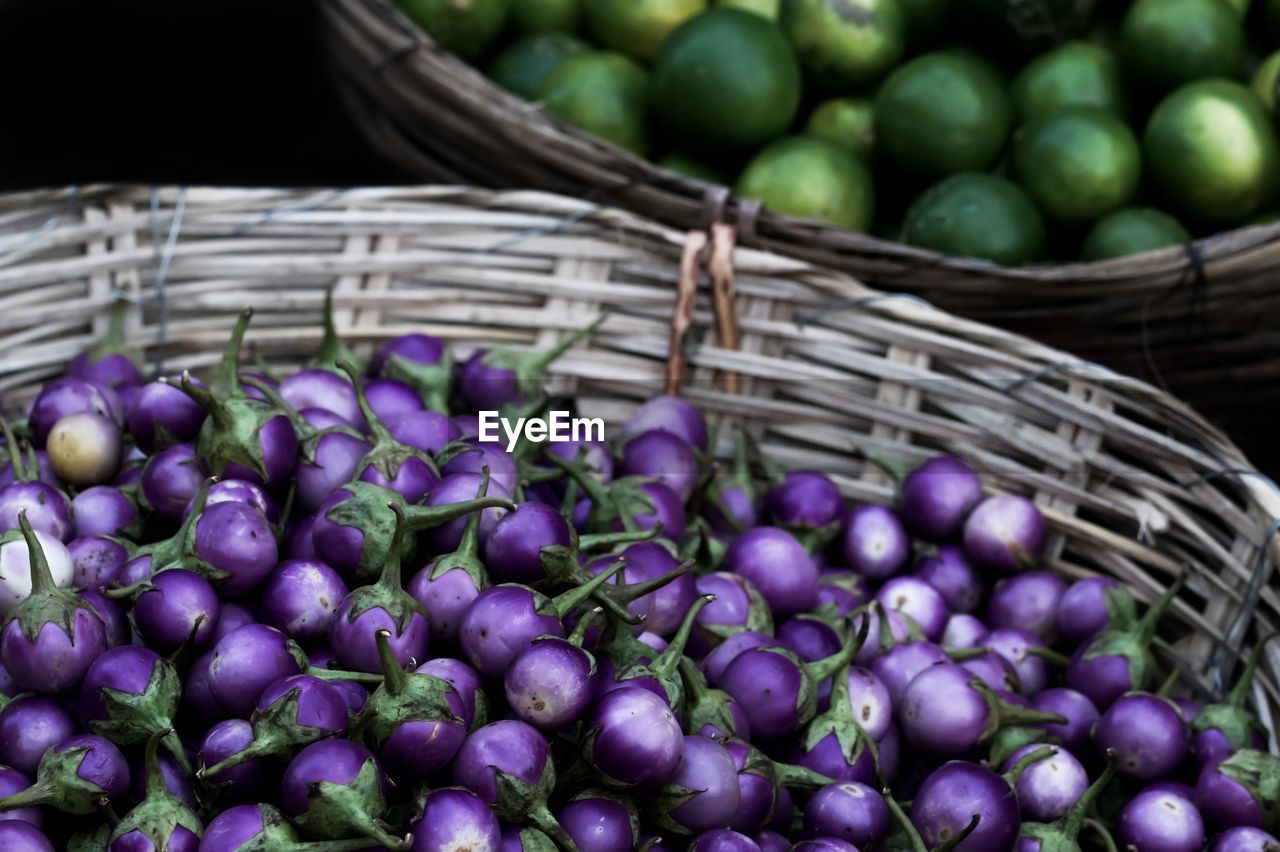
[689,572,774,658]
[601,596,709,709]
[586,685,685,788]
[281,739,407,849]
[0,733,129,814]
[1190,635,1277,765]
[690,829,760,852]
[129,568,220,652]
[941,614,988,649]
[68,303,143,391]
[279,368,361,428]
[614,541,696,638]
[618,429,700,502]
[1199,749,1280,833]
[753,830,788,852]
[175,312,298,486]
[988,571,1067,641]
[79,644,189,771]
[329,503,429,673]
[354,630,466,778]
[373,333,452,413]
[722,737,832,835]
[198,719,274,801]
[0,420,73,541]
[485,500,574,586]
[778,615,843,664]
[28,378,118,447]
[71,485,138,539]
[1209,827,1280,852]
[338,361,438,502]
[139,443,206,521]
[719,625,858,737]
[764,470,843,534]
[208,624,308,718]
[1117,786,1205,852]
[201,674,348,779]
[651,734,741,835]
[415,657,486,729]
[127,378,208,454]
[451,719,572,846]
[505,611,600,731]
[877,576,949,642]
[459,559,647,678]
[0,821,52,852]
[680,657,752,741]
[0,524,73,618]
[0,696,77,777]
[1094,691,1188,780]
[455,320,599,412]
[259,559,348,646]
[311,479,512,581]
[411,787,501,852]
[724,526,819,618]
[915,545,982,614]
[181,477,279,524]
[963,494,1046,571]
[180,498,279,597]
[622,396,708,452]
[197,803,340,851]
[406,474,491,645]
[389,409,460,456]
[0,766,41,827]
[900,663,1064,757]
[900,456,983,541]
[108,728,202,852]
[441,439,519,495]
[869,640,948,706]
[841,505,909,582]
[908,753,1053,852]
[1014,751,1117,851]
[0,514,107,694]
[792,661,879,786]
[558,788,640,852]
[1064,575,1184,709]
[1028,688,1099,755]
[805,782,890,850]
[364,378,423,424]
[69,535,129,591]
[1001,743,1088,822]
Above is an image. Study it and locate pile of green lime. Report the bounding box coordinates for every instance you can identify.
[399,0,1280,266]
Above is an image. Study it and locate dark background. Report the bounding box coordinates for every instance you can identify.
[0,0,398,190]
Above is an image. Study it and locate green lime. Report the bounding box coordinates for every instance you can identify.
[1120,0,1243,91]
[488,34,590,100]
[1080,207,1190,261]
[1252,50,1280,113]
[539,52,650,155]
[657,153,730,183]
[508,0,581,32]
[805,98,875,160]
[874,51,1012,179]
[902,173,1047,265]
[1011,41,1126,122]
[1010,107,1141,224]
[899,0,951,44]
[716,0,779,19]
[652,9,802,150]
[584,0,706,60]
[398,0,509,58]
[1144,79,1280,223]
[778,0,907,90]
[735,136,876,229]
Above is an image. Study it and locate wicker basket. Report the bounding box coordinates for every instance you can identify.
[319,0,1280,454]
[0,184,1277,740]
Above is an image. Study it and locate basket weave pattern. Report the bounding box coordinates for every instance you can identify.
[319,0,1280,446]
[0,184,1277,737]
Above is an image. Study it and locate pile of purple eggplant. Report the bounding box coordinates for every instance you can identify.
[0,302,1275,852]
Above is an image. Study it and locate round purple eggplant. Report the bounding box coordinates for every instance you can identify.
[963,494,1046,571]
[364,378,423,424]
[1190,635,1277,765]
[354,630,466,779]
[724,527,819,618]
[281,739,406,849]
[805,782,889,850]
[841,505,909,582]
[0,696,77,777]
[185,498,279,597]
[197,719,273,801]
[911,759,1024,852]
[411,787,501,852]
[140,443,206,521]
[70,486,138,539]
[1002,743,1087,822]
[1029,688,1099,755]
[1094,692,1188,780]
[0,733,129,814]
[207,624,308,718]
[485,502,573,585]
[28,378,118,447]
[1117,787,1204,852]
[1209,827,1280,852]
[915,545,982,614]
[586,685,685,788]
[280,369,361,427]
[0,514,108,694]
[127,378,207,454]
[869,640,948,706]
[192,803,316,852]
[877,576,949,642]
[557,788,639,852]
[259,559,348,646]
[623,396,708,452]
[900,456,983,541]
[68,535,128,590]
[336,361,438,502]
[79,644,189,771]
[690,829,761,852]
[389,409,460,455]
[107,728,202,852]
[406,473,491,645]
[131,568,220,653]
[719,630,858,738]
[619,430,700,502]
[651,735,741,834]
[0,821,52,851]
[689,572,773,658]
[0,767,41,827]
[988,570,1067,641]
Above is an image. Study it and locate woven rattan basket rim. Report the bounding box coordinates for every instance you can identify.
[1,183,1277,738]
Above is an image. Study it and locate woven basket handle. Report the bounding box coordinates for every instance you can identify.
[665,221,743,397]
